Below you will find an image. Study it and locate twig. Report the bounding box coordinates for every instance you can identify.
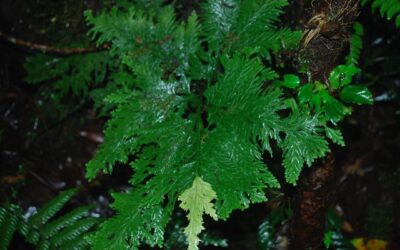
[0,31,109,55]
[27,169,58,193]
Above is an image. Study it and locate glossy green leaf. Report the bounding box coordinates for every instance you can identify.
[298,84,313,104]
[387,4,400,19]
[284,98,299,111]
[339,85,373,105]
[328,65,360,89]
[311,89,330,111]
[353,22,364,35]
[282,74,300,88]
[324,96,350,122]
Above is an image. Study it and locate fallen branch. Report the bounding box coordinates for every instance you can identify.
[0,31,109,55]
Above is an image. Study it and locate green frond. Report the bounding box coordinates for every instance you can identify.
[205,53,265,110]
[41,205,93,238]
[236,0,287,31]
[202,0,301,56]
[89,114,197,248]
[85,7,149,55]
[20,223,41,245]
[29,189,76,225]
[0,205,21,250]
[85,5,195,70]
[184,12,202,57]
[155,6,178,39]
[0,189,97,250]
[86,79,185,179]
[88,56,286,248]
[233,0,301,54]
[202,55,284,217]
[91,192,172,250]
[202,0,239,50]
[280,112,329,184]
[24,52,110,97]
[36,240,51,250]
[346,22,364,66]
[56,233,93,250]
[325,126,345,146]
[50,217,97,248]
[85,101,141,178]
[200,129,280,219]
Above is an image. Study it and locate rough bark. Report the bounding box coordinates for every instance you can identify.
[289,1,360,249]
[290,154,335,250]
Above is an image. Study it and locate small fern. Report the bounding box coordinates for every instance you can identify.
[0,189,97,250]
[82,0,335,248]
[20,1,375,249]
[24,52,111,98]
[361,0,400,28]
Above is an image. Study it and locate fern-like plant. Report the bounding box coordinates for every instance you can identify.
[21,0,375,249]
[0,189,97,250]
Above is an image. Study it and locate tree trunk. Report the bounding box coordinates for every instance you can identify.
[290,154,335,250]
[289,0,360,249]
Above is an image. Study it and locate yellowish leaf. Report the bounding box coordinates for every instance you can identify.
[179,176,218,250]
